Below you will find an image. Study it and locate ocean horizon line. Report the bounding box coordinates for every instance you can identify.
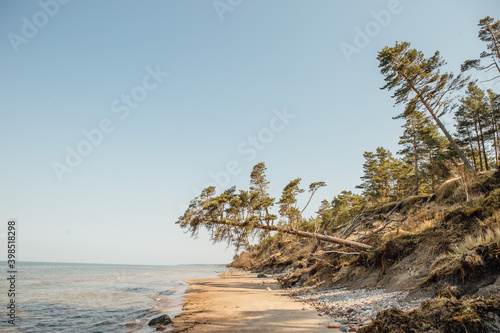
[2,260,229,267]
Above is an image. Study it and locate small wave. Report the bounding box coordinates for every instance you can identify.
[135,308,158,319]
[126,287,159,294]
[107,286,160,294]
[124,321,140,327]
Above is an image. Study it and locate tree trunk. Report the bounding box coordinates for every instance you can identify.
[479,124,489,171]
[490,109,500,165]
[278,262,320,288]
[466,127,478,170]
[476,112,489,171]
[496,126,500,166]
[291,229,372,250]
[406,81,474,171]
[412,119,419,195]
[209,220,373,250]
[429,149,435,193]
[493,123,500,166]
[474,121,484,171]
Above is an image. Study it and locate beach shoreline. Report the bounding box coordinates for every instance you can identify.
[171,270,336,332]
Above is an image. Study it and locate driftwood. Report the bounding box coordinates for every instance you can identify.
[277,261,321,288]
[320,250,361,255]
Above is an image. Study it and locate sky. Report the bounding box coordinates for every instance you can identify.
[0,0,499,265]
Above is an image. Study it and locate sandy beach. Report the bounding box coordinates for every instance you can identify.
[172,271,337,332]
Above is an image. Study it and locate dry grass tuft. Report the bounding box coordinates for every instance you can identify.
[399,208,445,234]
[434,170,495,204]
[453,222,500,255]
[435,177,461,203]
[429,252,461,278]
[381,229,413,242]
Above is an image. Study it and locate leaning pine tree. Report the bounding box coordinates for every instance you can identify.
[176,162,372,250]
[378,41,473,170]
[462,16,500,82]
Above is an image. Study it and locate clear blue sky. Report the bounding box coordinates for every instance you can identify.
[1,0,498,265]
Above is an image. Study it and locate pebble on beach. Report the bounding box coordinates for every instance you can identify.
[290,287,430,330]
[327,322,342,328]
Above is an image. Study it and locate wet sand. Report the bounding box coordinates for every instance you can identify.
[171,270,338,332]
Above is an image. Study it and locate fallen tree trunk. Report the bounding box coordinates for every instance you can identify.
[292,229,372,250]
[278,261,321,288]
[208,220,373,250]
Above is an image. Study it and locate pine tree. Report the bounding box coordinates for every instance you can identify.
[330,191,364,226]
[388,158,413,199]
[356,147,406,202]
[249,162,276,226]
[378,42,472,170]
[316,199,334,233]
[455,105,480,170]
[395,102,430,194]
[374,147,393,199]
[357,151,381,201]
[177,163,372,250]
[462,16,500,83]
[421,126,450,193]
[458,82,493,171]
[278,178,304,229]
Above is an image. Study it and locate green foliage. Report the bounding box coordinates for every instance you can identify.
[313,191,365,234]
[378,41,472,170]
[378,42,467,111]
[249,162,275,221]
[462,16,500,83]
[331,191,364,225]
[397,102,451,194]
[180,16,500,262]
[455,83,500,170]
[459,16,500,169]
[278,178,304,228]
[177,163,327,250]
[357,147,410,202]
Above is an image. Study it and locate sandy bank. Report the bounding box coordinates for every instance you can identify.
[172,270,337,332]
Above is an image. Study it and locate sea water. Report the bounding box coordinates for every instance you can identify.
[0,262,226,332]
